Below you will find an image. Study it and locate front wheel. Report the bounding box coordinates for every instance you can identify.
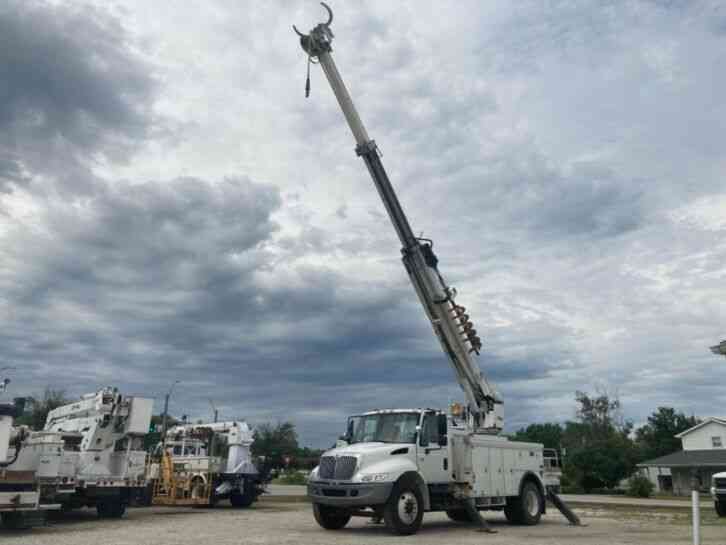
[716,500,726,517]
[383,478,424,535]
[312,503,351,530]
[504,481,543,525]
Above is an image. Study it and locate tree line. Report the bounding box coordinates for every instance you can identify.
[511,390,698,492]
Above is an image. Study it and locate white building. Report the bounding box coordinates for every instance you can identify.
[638,417,726,496]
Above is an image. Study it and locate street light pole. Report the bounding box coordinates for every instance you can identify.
[161,380,181,437]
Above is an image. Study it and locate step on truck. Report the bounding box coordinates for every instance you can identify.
[14,387,153,518]
[147,421,266,508]
[294,4,581,535]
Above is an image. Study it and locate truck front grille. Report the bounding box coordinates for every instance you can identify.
[318,456,357,480]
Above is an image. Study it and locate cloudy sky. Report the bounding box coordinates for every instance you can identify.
[1,0,724,447]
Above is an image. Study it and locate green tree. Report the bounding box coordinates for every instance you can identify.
[561,391,637,492]
[15,387,71,430]
[512,423,564,453]
[251,421,299,469]
[635,407,699,461]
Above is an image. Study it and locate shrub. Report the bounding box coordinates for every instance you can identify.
[274,470,308,485]
[626,474,654,498]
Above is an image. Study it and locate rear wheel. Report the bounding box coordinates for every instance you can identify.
[716,499,726,517]
[1,512,28,529]
[96,500,126,519]
[383,478,424,535]
[504,481,543,525]
[230,480,256,508]
[445,508,473,522]
[312,503,351,530]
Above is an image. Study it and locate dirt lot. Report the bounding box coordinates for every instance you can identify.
[1,501,724,545]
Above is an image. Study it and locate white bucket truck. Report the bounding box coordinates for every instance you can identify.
[294,4,580,535]
[147,421,266,507]
[14,387,152,518]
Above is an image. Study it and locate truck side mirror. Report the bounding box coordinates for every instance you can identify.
[438,414,448,446]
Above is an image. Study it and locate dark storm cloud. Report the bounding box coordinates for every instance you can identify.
[0,0,156,193]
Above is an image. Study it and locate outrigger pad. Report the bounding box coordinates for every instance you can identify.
[463,498,497,533]
[547,491,582,526]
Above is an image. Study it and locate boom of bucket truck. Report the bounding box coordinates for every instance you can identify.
[295,4,580,535]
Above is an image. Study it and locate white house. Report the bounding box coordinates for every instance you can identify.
[638,417,726,495]
[676,418,726,450]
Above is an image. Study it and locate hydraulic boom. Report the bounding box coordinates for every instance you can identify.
[294,4,503,432]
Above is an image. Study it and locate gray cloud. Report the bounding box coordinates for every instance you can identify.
[1,0,724,448]
[0,0,156,194]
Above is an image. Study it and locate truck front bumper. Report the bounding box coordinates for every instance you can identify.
[308,481,392,507]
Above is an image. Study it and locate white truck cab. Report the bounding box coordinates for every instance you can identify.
[308,408,549,535]
[711,471,726,517]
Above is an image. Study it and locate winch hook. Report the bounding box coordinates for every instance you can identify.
[292,2,333,38]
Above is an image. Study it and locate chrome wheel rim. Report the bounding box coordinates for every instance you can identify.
[525,488,539,517]
[397,491,419,525]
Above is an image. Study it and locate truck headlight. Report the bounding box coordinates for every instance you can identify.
[360,473,388,482]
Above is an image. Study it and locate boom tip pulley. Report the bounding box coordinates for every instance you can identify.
[293,3,335,97]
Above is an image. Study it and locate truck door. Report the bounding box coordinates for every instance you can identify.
[416,412,449,484]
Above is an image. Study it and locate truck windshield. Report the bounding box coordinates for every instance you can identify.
[348,412,420,444]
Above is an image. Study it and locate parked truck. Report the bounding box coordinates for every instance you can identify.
[294,5,579,535]
[712,471,726,517]
[0,380,59,529]
[147,421,266,508]
[13,387,152,518]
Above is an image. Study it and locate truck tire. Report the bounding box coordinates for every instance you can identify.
[230,480,256,508]
[96,500,126,518]
[1,512,29,529]
[504,481,543,525]
[383,478,424,535]
[445,508,473,522]
[716,500,726,517]
[312,503,351,530]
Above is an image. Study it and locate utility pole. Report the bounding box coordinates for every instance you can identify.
[161,380,181,437]
[209,399,218,423]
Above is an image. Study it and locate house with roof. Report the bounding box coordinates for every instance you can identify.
[638,417,726,495]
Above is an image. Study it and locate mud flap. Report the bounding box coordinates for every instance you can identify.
[547,491,582,526]
[463,498,497,533]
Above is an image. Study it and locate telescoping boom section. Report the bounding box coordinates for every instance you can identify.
[294,3,502,432]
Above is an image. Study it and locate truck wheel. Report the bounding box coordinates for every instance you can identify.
[312,503,352,530]
[1,512,29,529]
[230,481,256,508]
[445,508,473,522]
[383,478,424,535]
[504,481,543,525]
[716,500,726,517]
[97,500,126,518]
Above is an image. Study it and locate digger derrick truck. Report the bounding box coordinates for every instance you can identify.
[12,387,153,518]
[146,421,266,508]
[294,4,580,535]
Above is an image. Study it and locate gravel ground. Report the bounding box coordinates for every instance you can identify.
[1,501,724,545]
